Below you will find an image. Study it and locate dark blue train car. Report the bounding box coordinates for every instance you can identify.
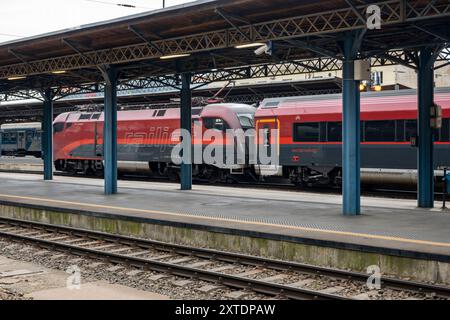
[0,123,42,157]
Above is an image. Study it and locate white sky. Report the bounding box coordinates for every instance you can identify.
[0,0,194,44]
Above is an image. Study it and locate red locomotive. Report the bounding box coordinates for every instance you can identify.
[254,89,450,186]
[53,103,255,181]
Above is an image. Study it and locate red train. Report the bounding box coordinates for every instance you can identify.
[53,89,450,186]
[53,103,256,181]
[254,89,450,186]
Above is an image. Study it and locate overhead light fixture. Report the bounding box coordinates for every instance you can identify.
[235,42,265,49]
[7,76,26,81]
[160,53,191,60]
[236,41,273,56]
[52,70,67,74]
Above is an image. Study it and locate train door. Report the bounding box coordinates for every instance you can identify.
[202,117,227,169]
[17,131,26,151]
[256,117,282,176]
[94,121,102,158]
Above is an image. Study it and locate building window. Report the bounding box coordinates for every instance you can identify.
[293,123,320,142]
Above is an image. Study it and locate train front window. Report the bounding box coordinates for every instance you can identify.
[293,123,320,142]
[237,114,254,130]
[53,123,65,133]
[203,118,229,131]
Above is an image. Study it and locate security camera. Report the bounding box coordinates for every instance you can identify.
[254,44,270,56]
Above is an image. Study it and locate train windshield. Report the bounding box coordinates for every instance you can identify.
[237,114,254,130]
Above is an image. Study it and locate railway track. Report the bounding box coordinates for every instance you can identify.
[0,217,448,300]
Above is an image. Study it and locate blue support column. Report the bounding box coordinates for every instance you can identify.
[43,89,54,181]
[417,48,435,208]
[102,67,118,195]
[180,73,192,190]
[342,36,361,215]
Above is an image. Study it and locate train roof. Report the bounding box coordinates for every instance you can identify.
[203,103,256,114]
[56,108,186,123]
[0,122,42,130]
[258,88,450,116]
[54,103,255,123]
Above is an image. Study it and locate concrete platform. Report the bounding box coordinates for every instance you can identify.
[0,255,168,300]
[0,157,43,172]
[0,172,449,285]
[27,281,169,300]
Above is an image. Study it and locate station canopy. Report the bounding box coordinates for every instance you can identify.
[0,0,448,96]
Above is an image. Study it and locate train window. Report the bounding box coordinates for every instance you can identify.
[364,120,396,142]
[152,110,158,117]
[157,110,167,117]
[293,123,320,142]
[237,114,254,130]
[53,123,65,133]
[263,101,279,108]
[441,119,450,142]
[327,122,342,142]
[405,120,417,142]
[79,114,91,120]
[204,118,229,131]
[91,113,101,120]
[319,123,327,142]
[2,132,12,142]
[395,120,405,142]
[192,108,202,116]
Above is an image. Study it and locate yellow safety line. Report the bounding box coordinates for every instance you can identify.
[0,193,449,248]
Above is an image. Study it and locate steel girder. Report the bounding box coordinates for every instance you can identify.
[0,46,447,105]
[0,54,402,103]
[0,0,448,79]
[0,88,343,119]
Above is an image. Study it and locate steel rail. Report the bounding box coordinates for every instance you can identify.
[0,219,348,300]
[0,217,449,299]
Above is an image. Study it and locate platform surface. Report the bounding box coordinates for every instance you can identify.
[0,255,168,300]
[27,281,169,300]
[0,172,449,259]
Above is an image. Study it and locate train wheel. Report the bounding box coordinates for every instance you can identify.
[167,168,179,182]
[207,169,220,184]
